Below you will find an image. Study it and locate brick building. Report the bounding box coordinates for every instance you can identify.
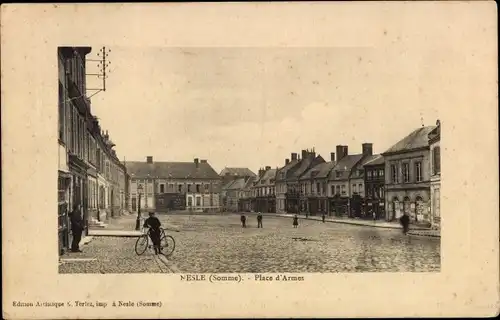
[382,126,436,224]
[126,157,221,213]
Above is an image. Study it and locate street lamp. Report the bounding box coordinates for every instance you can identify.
[135,184,143,230]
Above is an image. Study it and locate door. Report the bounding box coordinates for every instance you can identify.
[131,197,137,211]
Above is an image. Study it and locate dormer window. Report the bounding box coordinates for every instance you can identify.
[336,171,342,178]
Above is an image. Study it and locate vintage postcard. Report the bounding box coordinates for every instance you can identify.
[1,2,498,319]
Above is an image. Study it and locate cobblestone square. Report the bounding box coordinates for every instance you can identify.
[60,214,440,273]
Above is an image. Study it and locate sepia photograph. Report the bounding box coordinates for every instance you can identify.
[2,2,498,319]
[57,46,441,274]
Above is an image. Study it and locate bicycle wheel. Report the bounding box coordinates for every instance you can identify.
[135,234,149,256]
[160,235,175,256]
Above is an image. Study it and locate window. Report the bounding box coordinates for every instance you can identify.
[196,197,201,206]
[379,187,384,199]
[58,81,65,142]
[433,146,441,174]
[391,164,398,183]
[336,171,342,178]
[204,184,209,191]
[367,171,372,180]
[160,184,165,193]
[341,185,346,195]
[352,184,357,193]
[358,184,363,193]
[403,163,410,183]
[316,183,321,194]
[178,185,183,193]
[379,169,384,177]
[187,184,192,192]
[415,162,422,182]
[196,184,200,193]
[331,185,335,196]
[336,185,341,195]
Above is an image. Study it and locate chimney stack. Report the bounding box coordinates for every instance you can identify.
[258,168,265,177]
[265,166,271,171]
[336,145,349,161]
[362,143,373,156]
[301,149,307,160]
[194,158,199,168]
[146,156,153,164]
[291,153,298,161]
[330,152,335,162]
[285,158,290,165]
[200,159,207,163]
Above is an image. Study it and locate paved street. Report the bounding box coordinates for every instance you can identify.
[60,213,440,273]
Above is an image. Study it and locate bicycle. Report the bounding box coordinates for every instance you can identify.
[135,227,176,256]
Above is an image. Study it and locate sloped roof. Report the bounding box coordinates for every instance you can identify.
[222,179,237,190]
[300,161,336,180]
[328,154,364,181]
[242,176,256,190]
[227,178,247,190]
[363,154,385,167]
[276,159,300,181]
[289,156,325,180]
[254,168,277,187]
[383,126,436,155]
[219,167,256,177]
[125,161,220,179]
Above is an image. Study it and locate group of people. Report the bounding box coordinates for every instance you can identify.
[240,213,263,228]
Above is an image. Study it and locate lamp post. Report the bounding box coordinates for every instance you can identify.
[135,184,143,230]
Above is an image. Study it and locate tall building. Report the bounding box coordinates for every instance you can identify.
[275,153,300,213]
[299,152,336,215]
[382,125,437,224]
[57,46,93,254]
[428,120,441,229]
[220,167,256,211]
[363,155,386,220]
[252,166,277,213]
[125,157,221,213]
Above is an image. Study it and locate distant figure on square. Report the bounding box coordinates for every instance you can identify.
[293,214,299,228]
[372,210,377,221]
[143,211,162,254]
[70,204,84,253]
[322,213,326,223]
[240,214,247,228]
[399,212,410,235]
[257,212,263,228]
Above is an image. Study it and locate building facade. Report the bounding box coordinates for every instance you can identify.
[275,153,300,213]
[220,167,256,212]
[363,155,385,220]
[299,153,336,215]
[126,157,221,213]
[428,120,441,230]
[238,176,256,212]
[252,166,277,213]
[382,126,436,224]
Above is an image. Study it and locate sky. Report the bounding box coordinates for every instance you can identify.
[87,46,442,174]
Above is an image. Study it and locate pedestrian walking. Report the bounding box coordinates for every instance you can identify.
[399,212,410,235]
[70,204,84,253]
[257,212,263,228]
[293,214,299,228]
[322,213,326,223]
[143,212,162,255]
[372,210,377,222]
[305,211,309,219]
[240,214,247,228]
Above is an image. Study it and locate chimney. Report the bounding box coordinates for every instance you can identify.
[330,152,335,162]
[285,158,290,165]
[309,149,316,159]
[342,146,349,158]
[265,166,271,171]
[336,145,344,161]
[362,143,373,156]
[200,159,207,163]
[301,149,307,160]
[146,156,153,164]
[258,168,265,177]
[291,153,298,161]
[194,158,199,168]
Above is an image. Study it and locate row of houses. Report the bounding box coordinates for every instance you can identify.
[221,121,441,229]
[57,47,128,255]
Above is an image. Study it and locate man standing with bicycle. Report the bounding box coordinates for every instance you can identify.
[143,211,162,255]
